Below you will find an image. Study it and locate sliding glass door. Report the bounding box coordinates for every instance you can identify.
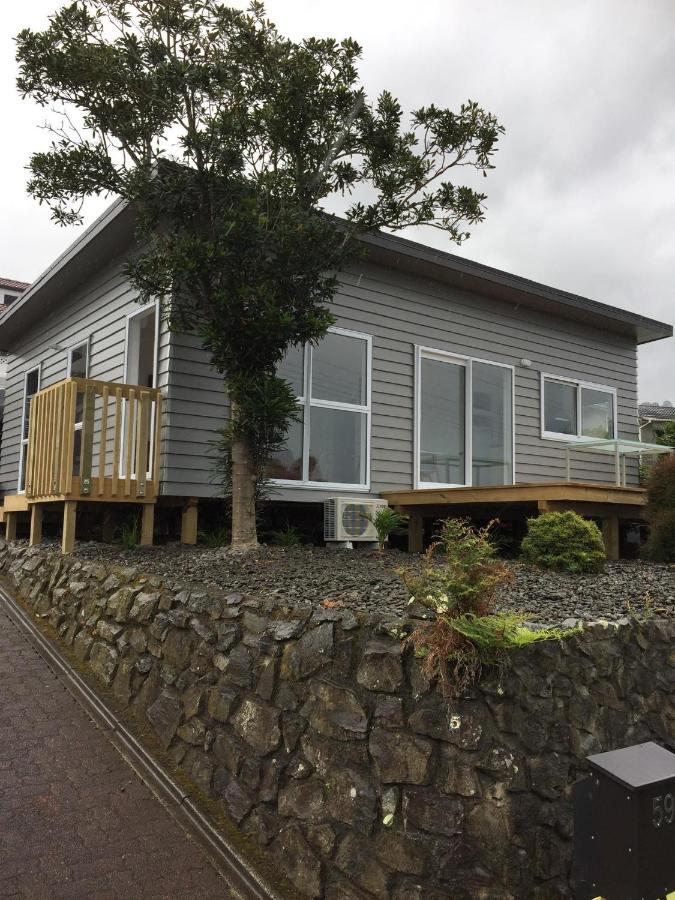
[419,355,467,486]
[417,349,513,488]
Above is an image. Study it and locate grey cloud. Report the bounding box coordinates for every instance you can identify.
[1,0,673,398]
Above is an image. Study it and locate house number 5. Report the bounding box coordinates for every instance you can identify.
[652,793,674,828]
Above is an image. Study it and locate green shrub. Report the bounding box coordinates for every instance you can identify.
[643,454,675,562]
[362,506,409,551]
[270,524,302,548]
[399,518,578,698]
[520,510,605,573]
[118,517,140,550]
[200,526,230,548]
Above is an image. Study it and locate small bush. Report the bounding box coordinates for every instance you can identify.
[643,454,675,562]
[200,526,230,548]
[399,518,578,698]
[520,510,606,573]
[362,506,408,551]
[118,517,140,550]
[270,524,302,548]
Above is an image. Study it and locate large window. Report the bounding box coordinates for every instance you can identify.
[542,375,616,440]
[269,328,371,489]
[416,348,513,488]
[19,366,41,491]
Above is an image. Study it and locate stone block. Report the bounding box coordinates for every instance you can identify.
[207,686,238,723]
[369,727,433,785]
[128,591,160,623]
[89,641,118,685]
[403,789,464,837]
[357,638,404,692]
[232,697,281,754]
[281,624,334,680]
[176,717,207,745]
[146,691,183,749]
[335,833,390,899]
[278,777,326,822]
[325,767,377,834]
[162,627,197,669]
[306,680,368,741]
[272,824,322,899]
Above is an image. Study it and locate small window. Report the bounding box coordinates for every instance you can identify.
[542,376,616,440]
[68,342,89,379]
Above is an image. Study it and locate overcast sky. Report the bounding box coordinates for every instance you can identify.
[1,0,673,401]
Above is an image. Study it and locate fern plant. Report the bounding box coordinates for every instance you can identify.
[118,518,140,550]
[400,518,579,698]
[362,507,409,552]
[270,524,302,548]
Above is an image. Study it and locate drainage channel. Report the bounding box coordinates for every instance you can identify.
[0,583,283,900]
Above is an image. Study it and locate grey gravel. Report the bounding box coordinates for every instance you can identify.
[60,541,675,624]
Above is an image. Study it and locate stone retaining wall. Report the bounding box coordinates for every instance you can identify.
[1,541,673,899]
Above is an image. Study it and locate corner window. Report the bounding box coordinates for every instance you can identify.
[19,366,41,491]
[269,328,371,489]
[542,376,616,440]
[67,341,89,379]
[416,348,514,488]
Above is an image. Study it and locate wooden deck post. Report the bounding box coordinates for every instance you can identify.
[5,512,17,542]
[140,504,155,547]
[181,498,199,545]
[29,504,43,547]
[62,501,77,554]
[601,515,620,561]
[407,510,424,554]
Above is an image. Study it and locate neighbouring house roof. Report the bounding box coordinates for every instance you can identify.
[0,277,31,292]
[0,197,671,350]
[639,402,675,422]
[0,277,31,318]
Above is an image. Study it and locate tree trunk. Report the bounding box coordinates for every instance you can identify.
[230,436,259,550]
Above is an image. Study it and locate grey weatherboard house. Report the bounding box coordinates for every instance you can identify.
[0,198,671,553]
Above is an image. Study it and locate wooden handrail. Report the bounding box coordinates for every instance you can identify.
[25,377,162,501]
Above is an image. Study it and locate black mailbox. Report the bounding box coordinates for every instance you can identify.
[574,741,675,900]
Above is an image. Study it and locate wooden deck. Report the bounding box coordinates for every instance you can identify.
[382,481,648,560]
[2,377,162,552]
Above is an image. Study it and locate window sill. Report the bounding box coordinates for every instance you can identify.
[269,479,370,493]
[541,432,617,443]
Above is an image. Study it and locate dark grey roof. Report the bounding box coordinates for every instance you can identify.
[639,403,675,421]
[362,230,673,345]
[0,197,672,348]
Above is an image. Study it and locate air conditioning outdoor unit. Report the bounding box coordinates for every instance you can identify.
[324,497,389,543]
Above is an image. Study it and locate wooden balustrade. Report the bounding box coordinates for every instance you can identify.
[25,377,162,503]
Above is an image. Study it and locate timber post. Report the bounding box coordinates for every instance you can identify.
[140,504,155,547]
[181,497,199,545]
[29,504,43,547]
[62,501,77,554]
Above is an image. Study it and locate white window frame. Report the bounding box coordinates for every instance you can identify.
[540,373,617,442]
[120,300,160,478]
[65,336,91,379]
[414,346,516,490]
[270,326,372,492]
[18,364,42,493]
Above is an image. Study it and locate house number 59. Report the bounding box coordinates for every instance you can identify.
[652,793,674,828]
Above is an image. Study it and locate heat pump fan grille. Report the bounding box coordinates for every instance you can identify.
[341,503,370,538]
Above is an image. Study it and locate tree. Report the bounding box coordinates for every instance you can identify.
[655,420,675,447]
[16,0,504,549]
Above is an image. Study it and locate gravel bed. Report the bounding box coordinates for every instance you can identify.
[63,541,675,624]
